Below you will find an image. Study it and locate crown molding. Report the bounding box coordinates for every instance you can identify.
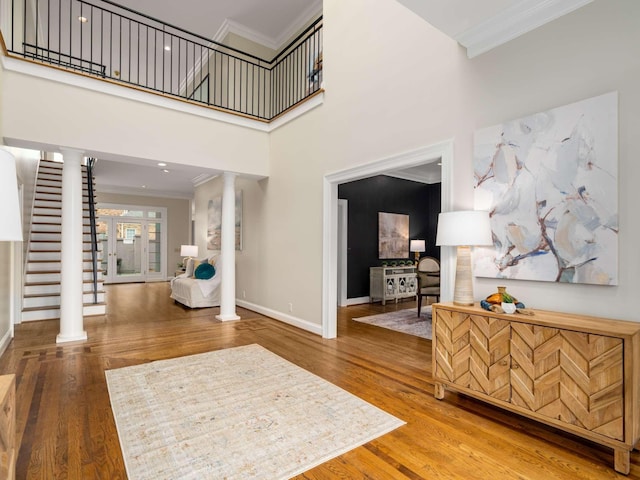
[214,18,279,51]
[385,170,441,185]
[214,0,322,54]
[98,184,194,200]
[456,0,593,58]
[191,173,218,187]
[273,0,323,50]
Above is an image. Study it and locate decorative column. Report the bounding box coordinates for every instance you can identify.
[216,172,240,321]
[57,148,87,343]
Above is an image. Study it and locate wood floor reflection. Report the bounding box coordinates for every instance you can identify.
[0,282,636,479]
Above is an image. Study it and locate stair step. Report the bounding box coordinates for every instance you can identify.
[25,271,103,283]
[35,193,90,202]
[23,291,106,308]
[30,233,95,242]
[36,179,63,188]
[24,281,104,295]
[31,226,94,233]
[26,262,103,272]
[31,225,94,234]
[29,251,99,261]
[21,302,106,322]
[38,168,89,177]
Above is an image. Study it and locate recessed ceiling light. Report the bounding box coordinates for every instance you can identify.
[164,45,171,51]
[157,162,167,167]
[162,169,170,173]
[437,162,442,166]
[78,16,88,23]
[141,185,147,188]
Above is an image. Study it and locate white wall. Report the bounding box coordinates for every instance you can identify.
[1,68,270,177]
[255,0,640,327]
[0,61,9,352]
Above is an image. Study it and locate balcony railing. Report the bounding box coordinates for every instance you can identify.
[0,0,323,121]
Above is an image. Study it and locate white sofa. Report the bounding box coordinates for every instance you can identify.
[170,257,221,308]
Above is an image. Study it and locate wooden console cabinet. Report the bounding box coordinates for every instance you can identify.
[432,303,640,474]
[369,266,417,305]
[0,374,16,480]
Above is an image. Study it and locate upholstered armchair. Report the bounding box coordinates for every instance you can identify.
[417,256,440,316]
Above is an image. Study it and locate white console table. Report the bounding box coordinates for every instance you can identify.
[369,266,417,305]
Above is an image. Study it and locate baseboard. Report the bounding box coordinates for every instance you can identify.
[0,328,12,358]
[344,296,370,306]
[236,300,323,336]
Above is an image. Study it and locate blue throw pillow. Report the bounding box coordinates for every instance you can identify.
[194,262,215,280]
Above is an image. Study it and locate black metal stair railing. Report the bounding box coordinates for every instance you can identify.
[1,0,323,121]
[85,157,98,304]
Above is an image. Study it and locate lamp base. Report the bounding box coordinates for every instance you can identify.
[453,245,475,305]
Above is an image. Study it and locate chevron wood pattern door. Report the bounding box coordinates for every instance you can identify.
[510,323,624,441]
[433,309,511,401]
[432,304,639,473]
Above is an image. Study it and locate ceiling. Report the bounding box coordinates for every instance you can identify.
[93,157,218,199]
[93,0,591,197]
[109,0,322,51]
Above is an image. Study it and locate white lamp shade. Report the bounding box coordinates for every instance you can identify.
[180,244,198,257]
[436,210,492,246]
[0,149,23,242]
[409,239,425,252]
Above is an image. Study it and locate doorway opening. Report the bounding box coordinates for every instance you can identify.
[323,140,455,339]
[96,204,167,283]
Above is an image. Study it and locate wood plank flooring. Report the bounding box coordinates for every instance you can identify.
[0,282,637,479]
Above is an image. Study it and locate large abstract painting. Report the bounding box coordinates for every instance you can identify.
[207,190,243,251]
[378,212,409,259]
[473,92,618,285]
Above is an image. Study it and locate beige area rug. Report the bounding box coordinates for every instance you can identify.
[105,344,404,480]
[353,306,432,339]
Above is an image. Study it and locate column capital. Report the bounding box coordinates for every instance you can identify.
[59,147,85,159]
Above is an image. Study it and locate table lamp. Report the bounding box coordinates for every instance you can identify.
[409,239,425,264]
[436,210,492,305]
[0,150,23,242]
[180,244,198,261]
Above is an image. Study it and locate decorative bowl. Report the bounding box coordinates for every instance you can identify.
[501,302,517,314]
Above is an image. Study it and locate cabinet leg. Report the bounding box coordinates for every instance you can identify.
[614,448,630,475]
[434,383,445,400]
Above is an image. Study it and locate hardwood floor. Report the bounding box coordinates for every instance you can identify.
[0,282,637,479]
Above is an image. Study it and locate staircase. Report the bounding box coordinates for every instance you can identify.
[22,159,106,322]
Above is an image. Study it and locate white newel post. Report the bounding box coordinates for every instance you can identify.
[216,172,240,321]
[57,148,87,343]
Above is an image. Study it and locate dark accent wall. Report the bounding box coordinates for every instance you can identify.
[338,175,441,299]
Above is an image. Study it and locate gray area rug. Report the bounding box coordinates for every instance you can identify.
[353,307,432,339]
[105,344,405,479]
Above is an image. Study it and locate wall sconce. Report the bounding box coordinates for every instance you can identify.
[409,239,425,264]
[436,210,492,305]
[0,150,23,242]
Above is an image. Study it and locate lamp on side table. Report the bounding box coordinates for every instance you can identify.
[435,211,492,306]
[409,239,425,265]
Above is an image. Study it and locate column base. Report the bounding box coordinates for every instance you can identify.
[56,331,88,343]
[215,314,241,321]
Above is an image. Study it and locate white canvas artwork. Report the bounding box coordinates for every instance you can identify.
[473,92,618,285]
[207,190,242,251]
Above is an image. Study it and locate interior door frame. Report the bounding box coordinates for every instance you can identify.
[97,204,168,283]
[322,140,455,339]
[337,199,348,307]
[103,217,146,283]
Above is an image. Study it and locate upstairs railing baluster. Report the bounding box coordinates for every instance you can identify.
[1,0,321,121]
